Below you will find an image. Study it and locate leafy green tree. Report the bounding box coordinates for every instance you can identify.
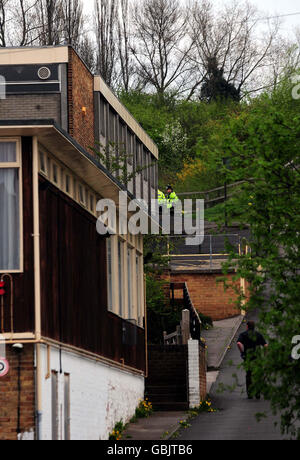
[119,89,240,191]
[220,76,300,439]
[91,140,149,186]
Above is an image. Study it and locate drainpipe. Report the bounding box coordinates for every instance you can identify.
[12,343,24,437]
[32,136,42,440]
[144,275,148,378]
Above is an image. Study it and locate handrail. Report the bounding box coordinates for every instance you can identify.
[169,282,202,341]
[177,180,247,197]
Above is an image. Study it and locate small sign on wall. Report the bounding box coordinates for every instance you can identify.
[0,358,9,378]
[0,334,9,377]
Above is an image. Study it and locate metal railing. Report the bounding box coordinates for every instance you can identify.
[164,283,201,344]
[176,180,247,208]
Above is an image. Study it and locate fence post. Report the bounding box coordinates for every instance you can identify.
[181,309,190,345]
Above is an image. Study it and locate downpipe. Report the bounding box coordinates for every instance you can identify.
[32,137,42,440]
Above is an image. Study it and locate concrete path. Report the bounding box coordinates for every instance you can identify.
[123,316,245,441]
[202,315,244,370]
[122,411,187,441]
[179,316,284,440]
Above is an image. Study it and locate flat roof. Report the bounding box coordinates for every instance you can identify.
[0,46,69,65]
[0,46,159,159]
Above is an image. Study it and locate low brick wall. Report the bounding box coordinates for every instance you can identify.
[0,344,35,440]
[146,345,189,411]
[146,342,207,410]
[170,272,242,321]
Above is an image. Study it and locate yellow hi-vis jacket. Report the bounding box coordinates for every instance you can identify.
[158,190,166,205]
[166,191,179,209]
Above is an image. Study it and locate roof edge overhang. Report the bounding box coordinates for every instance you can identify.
[0,46,69,65]
[0,120,159,228]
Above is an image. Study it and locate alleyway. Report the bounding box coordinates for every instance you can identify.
[179,316,285,441]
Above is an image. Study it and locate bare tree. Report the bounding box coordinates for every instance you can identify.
[265,31,300,90]
[0,0,7,47]
[131,0,196,97]
[116,0,134,92]
[15,0,42,46]
[94,0,118,87]
[32,0,85,47]
[35,0,64,45]
[188,0,281,98]
[61,0,84,47]
[0,0,42,47]
[77,35,97,72]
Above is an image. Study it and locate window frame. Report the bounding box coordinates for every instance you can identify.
[106,238,113,312]
[38,147,98,217]
[118,238,125,317]
[0,137,23,274]
[135,249,144,328]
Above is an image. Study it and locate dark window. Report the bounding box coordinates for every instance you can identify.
[136,141,141,169]
[127,131,133,165]
[109,109,116,143]
[150,156,157,188]
[100,97,106,136]
[119,121,126,155]
[143,148,149,180]
[65,174,71,195]
[39,151,46,173]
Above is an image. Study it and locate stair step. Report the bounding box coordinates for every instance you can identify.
[146,385,187,393]
[149,395,187,403]
[152,402,189,411]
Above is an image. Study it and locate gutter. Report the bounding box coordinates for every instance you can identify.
[32,136,42,440]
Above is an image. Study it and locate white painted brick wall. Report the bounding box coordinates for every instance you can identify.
[188,339,200,408]
[37,345,144,440]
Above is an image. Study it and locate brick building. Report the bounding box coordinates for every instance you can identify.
[0,46,158,440]
[170,270,243,321]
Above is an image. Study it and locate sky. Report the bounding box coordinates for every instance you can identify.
[83,0,300,35]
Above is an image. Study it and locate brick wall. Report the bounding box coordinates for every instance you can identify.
[170,272,241,321]
[146,345,189,411]
[0,94,61,123]
[0,344,35,441]
[68,48,95,153]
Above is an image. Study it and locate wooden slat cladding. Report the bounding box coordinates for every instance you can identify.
[1,138,35,333]
[39,176,145,372]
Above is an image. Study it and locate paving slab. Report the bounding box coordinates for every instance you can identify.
[202,315,245,370]
[122,411,187,441]
[179,313,284,440]
[206,371,219,394]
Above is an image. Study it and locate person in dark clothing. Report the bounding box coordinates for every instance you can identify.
[237,321,268,399]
